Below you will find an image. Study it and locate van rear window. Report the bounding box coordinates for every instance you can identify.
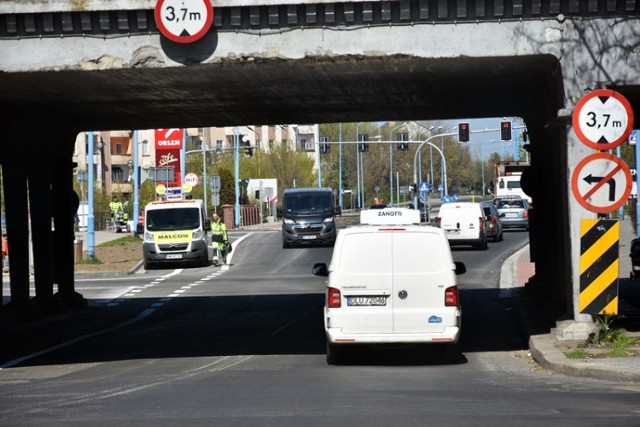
[338,231,447,275]
[393,233,447,273]
[339,233,392,274]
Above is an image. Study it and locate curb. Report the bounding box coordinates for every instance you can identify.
[529,334,640,382]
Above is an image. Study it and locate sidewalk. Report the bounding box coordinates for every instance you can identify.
[508,218,640,382]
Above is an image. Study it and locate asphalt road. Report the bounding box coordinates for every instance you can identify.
[1,228,639,426]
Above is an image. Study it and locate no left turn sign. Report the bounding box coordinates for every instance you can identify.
[572,89,634,150]
[155,0,213,44]
[571,153,632,213]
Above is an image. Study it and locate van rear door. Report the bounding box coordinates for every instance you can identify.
[331,229,393,334]
[391,230,451,333]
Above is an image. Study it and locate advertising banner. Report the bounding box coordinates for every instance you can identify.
[154,129,183,187]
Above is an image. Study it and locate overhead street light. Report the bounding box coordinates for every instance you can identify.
[412,132,457,210]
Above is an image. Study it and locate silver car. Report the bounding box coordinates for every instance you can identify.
[482,203,504,241]
[494,197,529,230]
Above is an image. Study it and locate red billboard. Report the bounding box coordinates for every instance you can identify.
[154,128,183,187]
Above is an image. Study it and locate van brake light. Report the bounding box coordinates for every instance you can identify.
[523,209,529,219]
[445,286,458,306]
[328,287,342,308]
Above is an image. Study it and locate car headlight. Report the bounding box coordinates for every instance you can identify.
[322,217,334,223]
[193,229,203,240]
[284,218,295,224]
[144,231,154,242]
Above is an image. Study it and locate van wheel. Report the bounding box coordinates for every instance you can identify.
[498,231,504,242]
[326,341,344,365]
[282,240,290,249]
[143,260,153,270]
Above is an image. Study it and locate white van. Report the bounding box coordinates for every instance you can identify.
[436,202,488,250]
[312,208,466,365]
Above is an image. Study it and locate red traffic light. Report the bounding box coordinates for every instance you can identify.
[500,121,512,141]
[458,122,470,143]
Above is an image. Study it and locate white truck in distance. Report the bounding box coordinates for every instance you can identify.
[493,161,531,203]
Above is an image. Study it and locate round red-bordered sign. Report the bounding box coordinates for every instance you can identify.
[155,0,214,44]
[571,153,632,213]
[572,89,634,150]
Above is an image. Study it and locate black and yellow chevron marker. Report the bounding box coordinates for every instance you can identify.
[579,219,619,315]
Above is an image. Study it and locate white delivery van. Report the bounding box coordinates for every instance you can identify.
[436,202,488,250]
[312,208,466,365]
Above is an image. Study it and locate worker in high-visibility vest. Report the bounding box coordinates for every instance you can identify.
[211,212,229,265]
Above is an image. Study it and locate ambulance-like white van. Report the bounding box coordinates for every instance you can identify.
[312,208,466,365]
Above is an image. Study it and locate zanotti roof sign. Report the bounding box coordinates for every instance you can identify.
[572,89,634,150]
[155,0,214,44]
[571,153,632,213]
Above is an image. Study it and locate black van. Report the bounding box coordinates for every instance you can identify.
[281,187,339,248]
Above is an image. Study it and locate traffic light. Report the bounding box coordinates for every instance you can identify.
[458,122,470,143]
[358,143,369,152]
[397,132,408,151]
[500,121,512,141]
[410,183,417,192]
[320,136,330,154]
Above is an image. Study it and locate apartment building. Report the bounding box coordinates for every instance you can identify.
[72,125,318,203]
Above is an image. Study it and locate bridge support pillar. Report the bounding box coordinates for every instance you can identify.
[51,159,86,308]
[1,160,33,312]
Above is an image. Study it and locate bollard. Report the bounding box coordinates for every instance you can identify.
[74,239,83,263]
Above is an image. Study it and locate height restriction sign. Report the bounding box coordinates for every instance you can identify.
[572,89,634,150]
[571,153,632,213]
[155,0,214,44]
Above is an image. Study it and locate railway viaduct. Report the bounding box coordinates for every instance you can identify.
[0,0,639,331]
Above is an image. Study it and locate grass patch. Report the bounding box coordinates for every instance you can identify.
[565,349,589,359]
[609,347,630,358]
[98,236,141,247]
[76,256,103,265]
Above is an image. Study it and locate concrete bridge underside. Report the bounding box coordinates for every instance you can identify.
[0,1,639,325]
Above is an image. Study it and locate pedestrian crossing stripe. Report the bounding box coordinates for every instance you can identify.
[579,219,619,315]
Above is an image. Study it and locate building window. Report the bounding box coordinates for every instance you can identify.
[112,167,124,183]
[216,140,223,151]
[142,139,149,156]
[116,144,123,155]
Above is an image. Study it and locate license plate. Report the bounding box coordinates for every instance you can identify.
[302,235,317,240]
[166,254,183,259]
[505,212,518,217]
[446,230,460,236]
[347,296,387,306]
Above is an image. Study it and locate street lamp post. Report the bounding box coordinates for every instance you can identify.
[356,122,364,209]
[412,133,457,210]
[339,123,343,209]
[389,123,407,206]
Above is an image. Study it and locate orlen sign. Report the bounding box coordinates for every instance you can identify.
[154,129,183,187]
